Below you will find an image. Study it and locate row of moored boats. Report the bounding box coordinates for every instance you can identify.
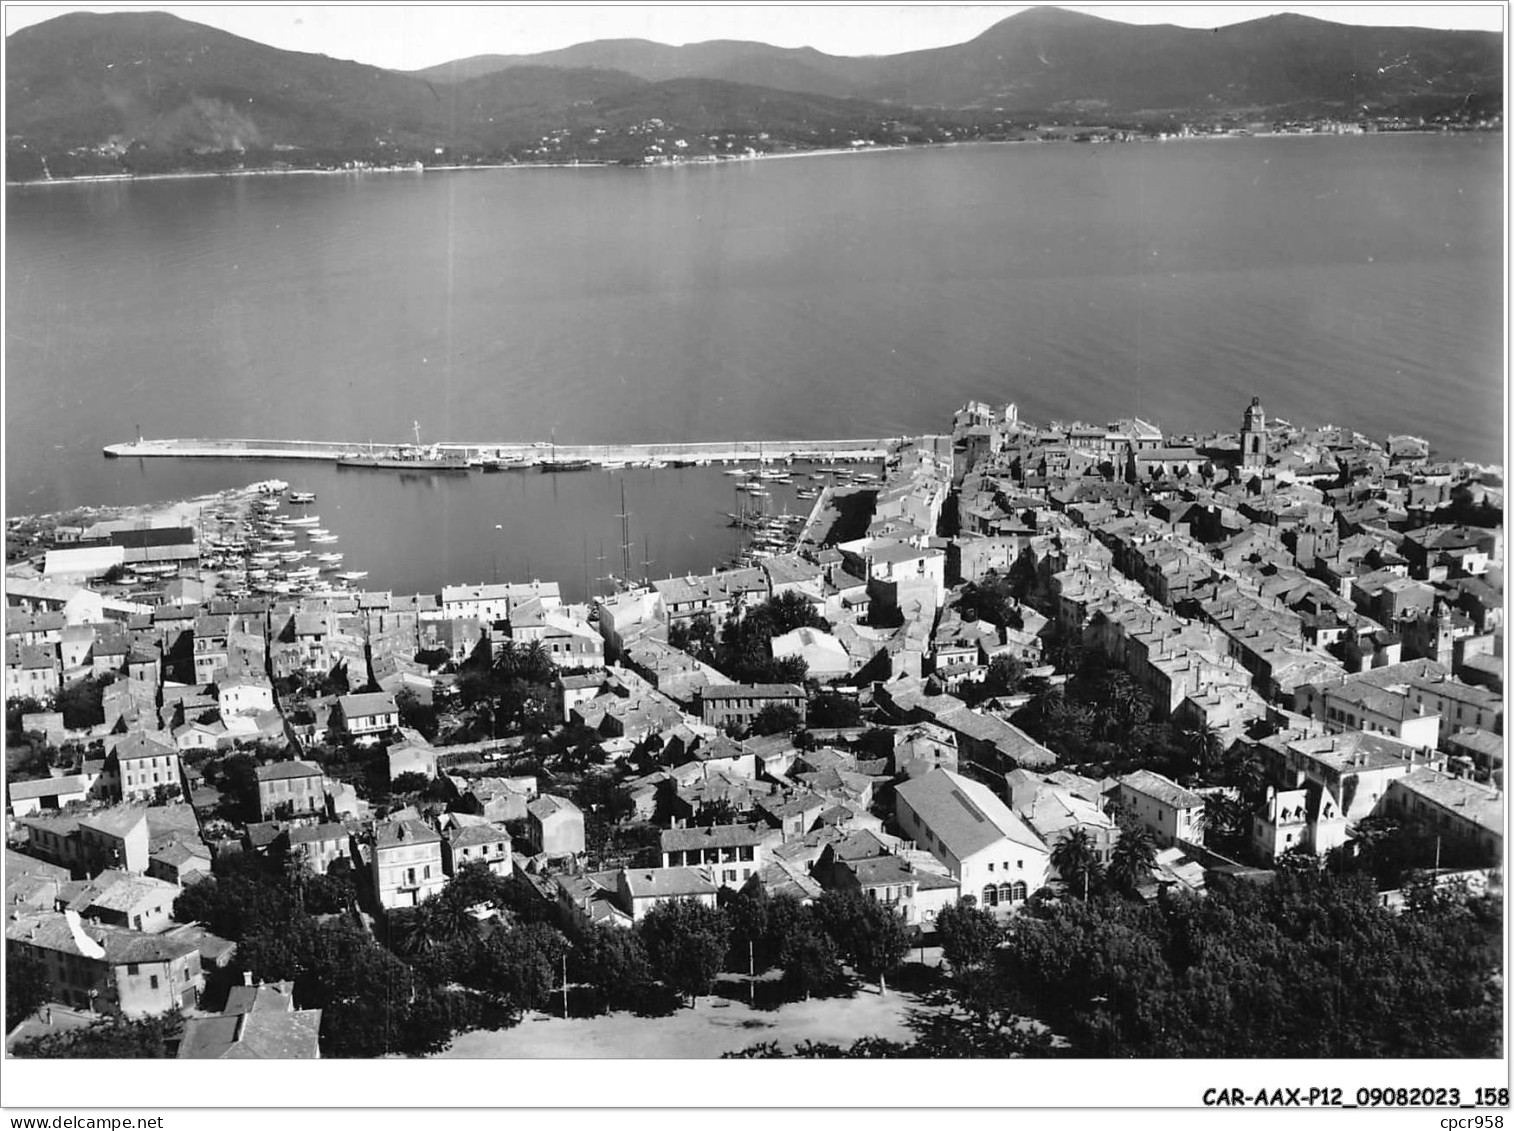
[204,489,368,598]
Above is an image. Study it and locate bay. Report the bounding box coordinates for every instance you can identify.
[5,135,1502,600]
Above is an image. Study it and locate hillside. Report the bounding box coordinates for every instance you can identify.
[416,38,879,101]
[415,8,1503,117]
[5,12,988,178]
[5,11,442,151]
[5,8,1501,180]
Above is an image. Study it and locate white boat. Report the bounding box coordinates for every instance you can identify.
[289,491,317,503]
[281,515,320,527]
[315,552,344,563]
[601,460,627,471]
[336,571,369,581]
[309,534,339,544]
[305,527,329,536]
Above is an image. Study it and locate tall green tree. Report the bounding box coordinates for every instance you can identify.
[1202,792,1249,855]
[172,854,295,941]
[393,687,438,740]
[1050,829,1103,897]
[778,924,845,1000]
[469,922,569,1015]
[749,703,803,736]
[1224,748,1272,809]
[237,916,466,1057]
[982,654,1027,698]
[214,752,262,823]
[1107,824,1158,896]
[1183,722,1225,780]
[389,896,480,958]
[571,922,656,1015]
[5,946,50,1031]
[1098,671,1152,737]
[763,591,829,636]
[813,891,910,995]
[721,886,774,973]
[443,861,515,912]
[638,899,731,1006]
[807,690,863,728]
[935,900,1002,971]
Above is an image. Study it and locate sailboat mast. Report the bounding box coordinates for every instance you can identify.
[617,481,633,584]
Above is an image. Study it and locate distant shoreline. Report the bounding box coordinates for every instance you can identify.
[1,142,937,188]
[4,129,1484,188]
[2,141,946,188]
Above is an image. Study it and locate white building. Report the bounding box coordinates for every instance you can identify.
[894,768,1049,917]
[1114,769,1205,848]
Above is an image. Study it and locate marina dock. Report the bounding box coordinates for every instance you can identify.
[102,435,906,468]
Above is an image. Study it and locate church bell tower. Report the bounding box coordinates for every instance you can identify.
[1241,396,1267,469]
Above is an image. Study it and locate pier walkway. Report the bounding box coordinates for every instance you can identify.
[103,436,902,467]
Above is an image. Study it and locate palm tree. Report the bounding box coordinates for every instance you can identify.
[427,891,484,944]
[492,640,522,679]
[389,904,444,957]
[1184,722,1225,780]
[518,640,554,685]
[1226,750,1271,810]
[390,897,479,956]
[1108,824,1158,896]
[1203,792,1248,852]
[1051,828,1103,897]
[1103,673,1152,732]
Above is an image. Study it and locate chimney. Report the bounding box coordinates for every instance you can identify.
[243,970,254,986]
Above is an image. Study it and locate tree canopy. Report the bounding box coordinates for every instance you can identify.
[998,874,1502,1057]
[470,921,569,1016]
[749,703,803,736]
[1050,829,1103,897]
[5,946,49,1032]
[707,593,825,685]
[935,900,1002,971]
[812,891,910,992]
[10,1016,178,1059]
[638,899,731,1004]
[1106,824,1157,896]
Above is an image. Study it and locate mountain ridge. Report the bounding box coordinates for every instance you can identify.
[407,6,1501,114]
[5,7,1501,180]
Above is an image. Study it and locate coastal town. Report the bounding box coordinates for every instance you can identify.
[3,396,1504,1059]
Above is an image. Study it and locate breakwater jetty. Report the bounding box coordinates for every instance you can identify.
[102,435,909,468]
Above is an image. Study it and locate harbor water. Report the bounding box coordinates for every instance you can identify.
[6,134,1502,596]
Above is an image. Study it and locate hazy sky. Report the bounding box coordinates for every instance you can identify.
[2,4,1504,70]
